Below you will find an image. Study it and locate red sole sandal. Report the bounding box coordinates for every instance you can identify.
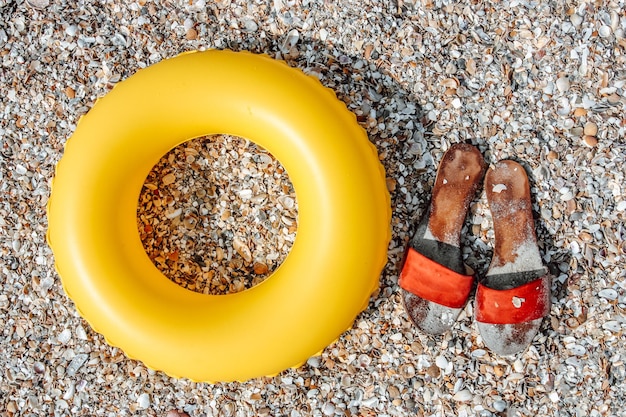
[400,143,485,334]
[476,160,551,356]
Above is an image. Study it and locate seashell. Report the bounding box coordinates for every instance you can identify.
[598,288,618,300]
[253,262,268,275]
[65,24,78,37]
[435,355,448,369]
[221,402,236,416]
[281,29,300,53]
[233,237,252,263]
[452,389,472,402]
[66,354,88,376]
[26,0,49,9]
[557,97,571,115]
[440,77,459,89]
[493,400,507,412]
[563,118,575,129]
[162,173,176,185]
[185,28,198,40]
[238,189,252,199]
[277,195,295,209]
[567,344,586,356]
[556,76,570,93]
[242,18,258,33]
[570,13,582,27]
[583,135,598,147]
[598,25,612,38]
[602,321,621,332]
[583,122,598,136]
[137,393,150,410]
[165,207,182,219]
[322,402,335,416]
[611,11,620,31]
[33,361,45,374]
[399,364,416,378]
[58,329,71,344]
[182,212,198,229]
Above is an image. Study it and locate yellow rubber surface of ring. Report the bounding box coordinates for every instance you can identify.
[47,50,391,382]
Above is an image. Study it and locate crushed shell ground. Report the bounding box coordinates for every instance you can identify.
[1,0,626,416]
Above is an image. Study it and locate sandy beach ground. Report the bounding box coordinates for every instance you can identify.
[1,0,625,416]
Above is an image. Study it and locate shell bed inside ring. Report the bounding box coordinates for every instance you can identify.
[137,134,298,295]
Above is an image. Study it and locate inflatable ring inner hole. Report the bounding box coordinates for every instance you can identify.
[137,133,299,296]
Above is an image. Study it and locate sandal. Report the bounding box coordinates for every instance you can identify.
[400,143,486,334]
[475,160,551,355]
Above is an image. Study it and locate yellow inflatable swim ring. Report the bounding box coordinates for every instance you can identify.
[47,50,391,382]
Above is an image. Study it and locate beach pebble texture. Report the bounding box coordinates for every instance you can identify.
[1,0,625,416]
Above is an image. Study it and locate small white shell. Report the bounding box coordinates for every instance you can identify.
[137,393,150,410]
[453,389,472,402]
[598,288,618,300]
[556,76,570,93]
[435,355,448,369]
[598,25,612,38]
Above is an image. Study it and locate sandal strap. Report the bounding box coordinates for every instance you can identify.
[399,247,474,309]
[475,275,550,324]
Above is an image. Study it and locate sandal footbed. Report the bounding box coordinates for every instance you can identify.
[401,144,485,334]
[477,160,550,355]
